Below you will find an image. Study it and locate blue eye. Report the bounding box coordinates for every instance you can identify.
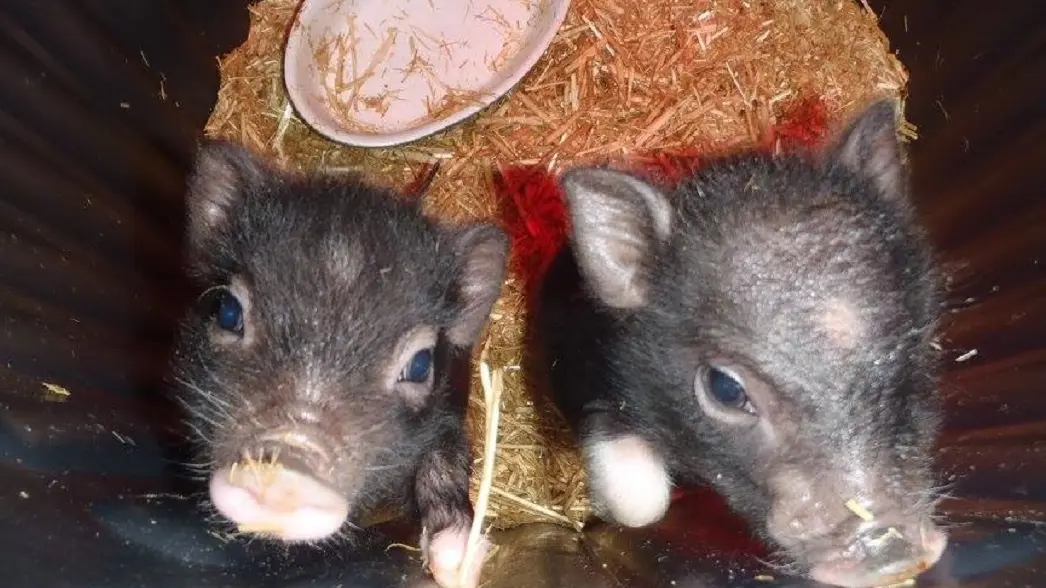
[216,291,244,334]
[401,348,433,383]
[707,367,747,409]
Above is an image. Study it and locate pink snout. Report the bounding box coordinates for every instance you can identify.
[808,522,948,588]
[209,454,349,542]
[766,466,948,587]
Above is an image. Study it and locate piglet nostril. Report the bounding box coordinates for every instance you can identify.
[258,430,331,463]
[809,521,948,587]
[859,523,946,581]
[857,525,918,574]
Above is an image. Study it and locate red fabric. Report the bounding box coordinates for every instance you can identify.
[766,95,832,152]
[659,486,772,560]
[493,95,834,293]
[492,165,573,290]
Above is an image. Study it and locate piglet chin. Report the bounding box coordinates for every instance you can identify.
[209,462,350,542]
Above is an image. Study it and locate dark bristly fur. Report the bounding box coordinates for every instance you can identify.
[535,100,946,580]
[170,139,507,548]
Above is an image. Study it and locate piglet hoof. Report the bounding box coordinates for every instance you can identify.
[421,525,490,588]
[584,434,672,528]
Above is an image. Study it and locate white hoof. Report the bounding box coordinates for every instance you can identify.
[423,525,490,588]
[584,435,672,528]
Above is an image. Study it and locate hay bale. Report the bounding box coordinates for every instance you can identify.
[204,0,910,531]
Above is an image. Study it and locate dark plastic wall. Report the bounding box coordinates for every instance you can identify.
[0,0,249,396]
[0,1,1042,586]
[871,1,1046,516]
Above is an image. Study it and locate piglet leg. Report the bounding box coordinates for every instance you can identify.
[415,423,489,588]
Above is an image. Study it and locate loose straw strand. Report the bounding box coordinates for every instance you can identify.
[458,339,503,586]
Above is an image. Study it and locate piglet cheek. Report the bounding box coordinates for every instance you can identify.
[209,465,349,542]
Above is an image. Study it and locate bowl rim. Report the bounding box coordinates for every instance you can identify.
[282,0,572,149]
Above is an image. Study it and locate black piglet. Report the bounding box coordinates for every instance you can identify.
[171,141,507,588]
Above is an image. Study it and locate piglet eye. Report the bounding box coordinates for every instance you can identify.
[400,348,433,384]
[215,290,244,334]
[706,367,748,409]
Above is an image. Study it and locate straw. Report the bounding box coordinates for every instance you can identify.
[457,338,504,586]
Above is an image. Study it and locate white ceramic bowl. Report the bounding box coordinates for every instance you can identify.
[283,0,571,148]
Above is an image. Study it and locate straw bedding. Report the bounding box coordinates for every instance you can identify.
[204,0,911,531]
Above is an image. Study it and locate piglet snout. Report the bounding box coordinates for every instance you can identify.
[808,521,948,588]
[209,450,349,542]
[767,467,948,587]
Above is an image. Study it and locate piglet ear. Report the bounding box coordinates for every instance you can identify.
[185,139,269,249]
[824,99,908,205]
[447,224,509,347]
[560,167,673,309]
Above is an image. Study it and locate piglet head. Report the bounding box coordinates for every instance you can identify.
[172,141,506,543]
[559,100,948,587]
